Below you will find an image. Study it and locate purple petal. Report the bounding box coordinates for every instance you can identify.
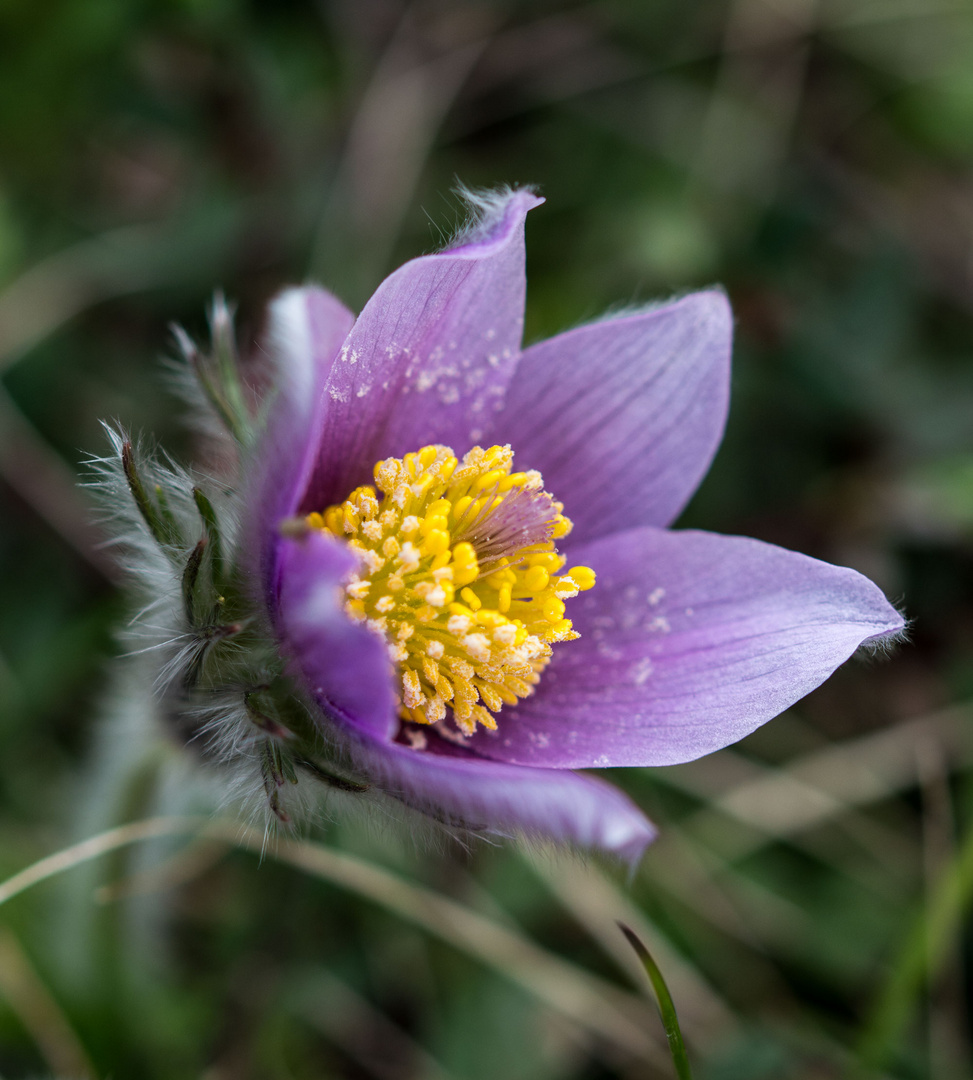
[300,189,543,513]
[467,527,905,768]
[245,287,355,600]
[276,530,396,740]
[273,522,654,858]
[487,291,732,544]
[347,732,656,862]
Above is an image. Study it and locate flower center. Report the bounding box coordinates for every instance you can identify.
[306,444,595,737]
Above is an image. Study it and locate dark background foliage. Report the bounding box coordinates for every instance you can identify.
[1,1,972,1077]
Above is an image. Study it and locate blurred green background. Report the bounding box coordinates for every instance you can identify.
[2,0,973,1077]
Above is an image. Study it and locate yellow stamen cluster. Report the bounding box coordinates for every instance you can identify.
[306,444,595,736]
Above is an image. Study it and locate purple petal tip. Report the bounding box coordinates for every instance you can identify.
[446,187,544,258]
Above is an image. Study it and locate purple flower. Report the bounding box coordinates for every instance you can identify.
[242,188,904,861]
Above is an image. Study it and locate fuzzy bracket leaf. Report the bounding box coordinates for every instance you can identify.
[172,293,253,447]
[121,440,181,547]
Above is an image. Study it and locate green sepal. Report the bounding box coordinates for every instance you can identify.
[181,538,207,626]
[244,686,370,795]
[260,741,290,823]
[182,620,243,690]
[244,690,295,742]
[121,441,178,547]
[295,756,370,794]
[210,298,250,438]
[153,483,180,542]
[192,487,224,585]
[185,298,253,447]
[279,754,299,786]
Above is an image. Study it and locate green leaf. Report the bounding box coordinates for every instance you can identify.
[619,923,694,1080]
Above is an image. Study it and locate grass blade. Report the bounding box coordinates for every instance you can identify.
[854,815,973,1074]
[0,817,663,1064]
[619,922,695,1079]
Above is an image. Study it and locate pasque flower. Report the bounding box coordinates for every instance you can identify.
[101,188,904,860]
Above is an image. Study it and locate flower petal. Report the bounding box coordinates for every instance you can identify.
[488,291,732,543]
[246,287,355,599]
[300,189,544,512]
[467,527,905,768]
[274,525,655,858]
[276,530,397,740]
[348,732,656,862]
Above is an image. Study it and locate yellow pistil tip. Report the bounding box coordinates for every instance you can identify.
[314,443,592,736]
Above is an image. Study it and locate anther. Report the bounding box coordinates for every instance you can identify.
[308,443,594,737]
